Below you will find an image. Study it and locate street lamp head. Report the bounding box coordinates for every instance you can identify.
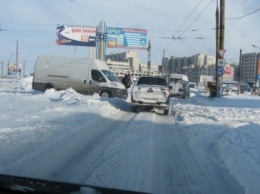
[252,45,260,49]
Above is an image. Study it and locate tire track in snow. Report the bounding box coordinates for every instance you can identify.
[51,111,140,183]
[3,111,137,183]
[148,114,245,194]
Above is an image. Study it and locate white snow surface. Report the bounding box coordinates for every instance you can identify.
[0,77,260,194]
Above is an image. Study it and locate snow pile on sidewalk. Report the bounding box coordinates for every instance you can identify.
[17,77,130,116]
[171,93,260,194]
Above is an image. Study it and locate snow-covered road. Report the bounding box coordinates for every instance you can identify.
[1,78,260,193]
[1,107,243,193]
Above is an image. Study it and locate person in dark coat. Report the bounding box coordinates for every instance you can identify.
[122,74,131,89]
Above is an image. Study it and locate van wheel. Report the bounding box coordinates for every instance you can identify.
[164,109,169,115]
[100,91,111,98]
[44,84,54,91]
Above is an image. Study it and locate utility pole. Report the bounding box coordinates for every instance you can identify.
[1,61,3,78]
[215,0,225,97]
[238,49,242,94]
[215,2,220,97]
[219,0,225,52]
[147,39,151,76]
[219,0,225,96]
[161,49,165,78]
[16,40,19,80]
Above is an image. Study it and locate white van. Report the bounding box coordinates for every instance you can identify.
[168,73,190,98]
[32,55,128,99]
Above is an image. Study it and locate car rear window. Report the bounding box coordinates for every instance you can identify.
[137,77,166,86]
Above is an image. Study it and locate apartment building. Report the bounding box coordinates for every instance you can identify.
[241,52,260,83]
[106,51,161,79]
[162,53,217,82]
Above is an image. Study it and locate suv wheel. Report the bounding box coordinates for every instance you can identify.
[164,109,169,115]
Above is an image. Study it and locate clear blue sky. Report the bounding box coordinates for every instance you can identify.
[0,0,259,75]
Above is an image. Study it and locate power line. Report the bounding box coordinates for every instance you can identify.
[226,7,260,20]
[181,0,214,37]
[176,39,198,53]
[174,0,203,38]
[155,36,214,40]
[148,27,215,33]
[100,0,213,24]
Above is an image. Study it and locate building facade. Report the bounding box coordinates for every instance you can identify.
[106,51,161,80]
[162,53,239,85]
[241,52,260,83]
[162,53,217,82]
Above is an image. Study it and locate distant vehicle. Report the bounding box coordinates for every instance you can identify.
[222,82,238,94]
[131,76,170,115]
[198,82,206,91]
[189,82,196,88]
[168,73,190,98]
[222,81,251,94]
[32,55,127,99]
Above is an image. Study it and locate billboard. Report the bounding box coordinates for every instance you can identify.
[56,25,96,47]
[224,66,232,74]
[107,27,147,50]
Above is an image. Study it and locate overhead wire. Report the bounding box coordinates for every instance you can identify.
[181,0,214,37]
[148,28,215,33]
[174,0,203,38]
[226,7,260,20]
[0,21,215,34]
[178,39,199,53]
[100,0,213,24]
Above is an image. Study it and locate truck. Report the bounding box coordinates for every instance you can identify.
[32,55,128,99]
[131,76,170,115]
[168,73,190,98]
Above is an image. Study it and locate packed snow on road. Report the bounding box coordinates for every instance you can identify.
[0,77,260,194]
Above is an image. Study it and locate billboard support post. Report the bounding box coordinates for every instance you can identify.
[96,20,107,61]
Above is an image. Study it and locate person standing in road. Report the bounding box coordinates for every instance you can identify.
[122,74,131,89]
[126,74,131,89]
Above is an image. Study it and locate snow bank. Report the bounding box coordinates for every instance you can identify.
[171,92,260,194]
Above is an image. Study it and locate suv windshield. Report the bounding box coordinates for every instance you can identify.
[101,70,118,82]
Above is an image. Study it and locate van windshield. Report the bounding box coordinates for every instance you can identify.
[101,70,118,82]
